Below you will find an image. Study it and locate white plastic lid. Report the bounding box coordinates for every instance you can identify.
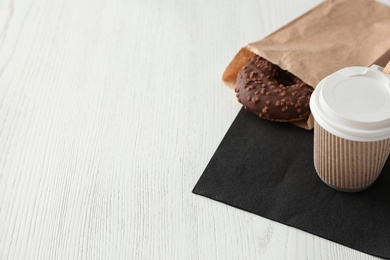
[310,65,390,141]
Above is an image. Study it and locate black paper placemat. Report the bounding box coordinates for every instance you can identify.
[193,108,390,259]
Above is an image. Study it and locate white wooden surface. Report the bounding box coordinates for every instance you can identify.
[0,0,389,259]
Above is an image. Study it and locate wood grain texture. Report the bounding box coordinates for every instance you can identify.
[0,0,389,259]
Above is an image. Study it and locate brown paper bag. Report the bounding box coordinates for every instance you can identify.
[223,0,390,129]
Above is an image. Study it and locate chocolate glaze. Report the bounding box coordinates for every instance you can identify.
[236,55,313,122]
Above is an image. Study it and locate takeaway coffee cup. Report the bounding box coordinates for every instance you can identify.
[310,65,390,192]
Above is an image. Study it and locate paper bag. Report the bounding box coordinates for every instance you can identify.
[223,0,390,129]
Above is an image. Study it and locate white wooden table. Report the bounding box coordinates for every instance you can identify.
[1,0,389,259]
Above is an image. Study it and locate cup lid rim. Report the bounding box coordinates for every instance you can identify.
[310,65,390,142]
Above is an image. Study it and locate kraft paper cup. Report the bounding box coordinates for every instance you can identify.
[310,65,390,192]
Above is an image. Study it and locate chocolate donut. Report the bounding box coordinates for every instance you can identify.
[235,55,313,122]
